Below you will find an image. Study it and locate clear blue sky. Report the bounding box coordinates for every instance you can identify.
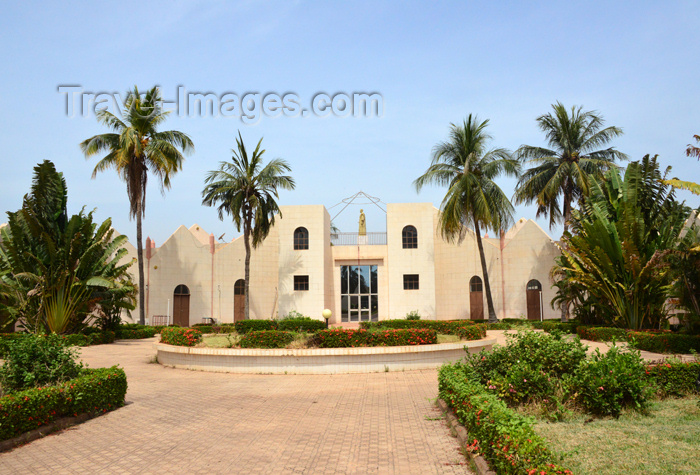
[1,1,699,244]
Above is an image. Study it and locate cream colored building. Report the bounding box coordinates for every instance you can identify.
[129,203,562,326]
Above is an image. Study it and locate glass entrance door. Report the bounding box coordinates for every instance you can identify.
[340,265,378,322]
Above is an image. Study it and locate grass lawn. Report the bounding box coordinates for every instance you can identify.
[535,397,700,474]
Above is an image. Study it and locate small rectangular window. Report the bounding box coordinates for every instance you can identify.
[294,275,309,291]
[403,274,419,290]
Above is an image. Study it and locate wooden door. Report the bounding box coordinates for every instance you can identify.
[234,279,245,322]
[526,280,542,320]
[173,294,190,326]
[469,276,484,320]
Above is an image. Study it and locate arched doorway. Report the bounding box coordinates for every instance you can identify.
[173,285,190,327]
[234,279,245,322]
[469,276,484,320]
[526,279,542,320]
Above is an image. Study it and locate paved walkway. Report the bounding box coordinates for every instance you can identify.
[0,338,472,474]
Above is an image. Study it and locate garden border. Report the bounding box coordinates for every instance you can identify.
[155,338,496,374]
[437,398,495,475]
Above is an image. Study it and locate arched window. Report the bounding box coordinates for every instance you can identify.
[234,279,245,295]
[526,279,542,291]
[174,284,190,295]
[469,276,483,292]
[402,225,417,249]
[294,227,309,250]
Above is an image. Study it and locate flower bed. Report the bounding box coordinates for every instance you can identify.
[187,325,236,334]
[629,331,700,354]
[0,366,127,441]
[456,324,487,340]
[239,330,295,348]
[576,326,627,342]
[646,360,700,397]
[315,328,437,348]
[439,362,572,474]
[160,327,202,347]
[359,319,475,334]
[234,320,277,334]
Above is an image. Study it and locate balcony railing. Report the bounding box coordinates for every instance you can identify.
[331,232,387,246]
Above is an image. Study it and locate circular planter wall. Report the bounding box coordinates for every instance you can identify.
[155,338,495,374]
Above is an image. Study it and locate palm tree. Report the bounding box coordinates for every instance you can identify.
[202,132,295,319]
[664,135,700,195]
[80,86,194,325]
[514,102,627,234]
[414,115,519,323]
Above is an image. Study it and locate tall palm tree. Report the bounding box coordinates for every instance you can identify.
[664,135,700,195]
[514,102,626,321]
[414,115,519,323]
[80,86,194,325]
[202,132,295,319]
[514,102,627,234]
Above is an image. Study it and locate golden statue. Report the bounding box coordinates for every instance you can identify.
[359,209,366,236]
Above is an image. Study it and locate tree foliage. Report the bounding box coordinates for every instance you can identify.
[414,115,519,322]
[0,161,136,333]
[552,155,696,330]
[202,132,295,319]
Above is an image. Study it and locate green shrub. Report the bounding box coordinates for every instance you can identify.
[115,327,158,340]
[234,320,278,334]
[542,321,578,334]
[406,310,421,320]
[191,325,213,333]
[160,327,202,347]
[569,346,651,417]
[210,325,236,334]
[88,331,116,345]
[0,366,127,441]
[239,330,294,348]
[576,326,627,342]
[0,334,31,358]
[438,363,572,474]
[0,334,84,394]
[486,322,512,330]
[277,318,326,333]
[456,324,487,340]
[645,359,700,397]
[62,334,91,346]
[628,331,700,354]
[315,328,437,348]
[360,319,474,334]
[530,321,544,329]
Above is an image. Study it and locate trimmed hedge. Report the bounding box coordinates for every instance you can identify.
[359,319,475,335]
[239,330,294,349]
[646,360,700,397]
[277,318,326,333]
[438,362,572,474]
[542,321,579,334]
[456,324,487,340]
[628,331,700,354]
[234,320,277,334]
[185,325,236,334]
[0,366,127,441]
[576,326,627,342]
[160,327,202,347]
[315,328,437,348]
[115,327,158,340]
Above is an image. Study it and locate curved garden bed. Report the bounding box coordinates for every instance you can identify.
[155,337,496,374]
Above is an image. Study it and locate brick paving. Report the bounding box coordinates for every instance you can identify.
[0,338,472,474]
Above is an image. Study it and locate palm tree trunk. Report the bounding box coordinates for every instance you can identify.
[474,221,498,323]
[243,221,251,320]
[560,189,572,323]
[136,204,146,325]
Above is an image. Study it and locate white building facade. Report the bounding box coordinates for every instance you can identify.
[128,203,561,326]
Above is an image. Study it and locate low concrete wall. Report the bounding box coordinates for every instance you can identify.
[155,339,495,374]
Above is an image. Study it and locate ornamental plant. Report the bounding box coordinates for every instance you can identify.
[239,330,294,348]
[315,328,437,348]
[645,358,700,397]
[0,333,83,395]
[160,327,202,347]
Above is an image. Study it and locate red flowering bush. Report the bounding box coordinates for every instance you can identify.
[439,362,572,474]
[160,327,202,347]
[315,328,437,348]
[576,326,627,342]
[628,331,700,354]
[456,324,487,340]
[645,359,700,397]
[360,319,475,334]
[0,366,127,441]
